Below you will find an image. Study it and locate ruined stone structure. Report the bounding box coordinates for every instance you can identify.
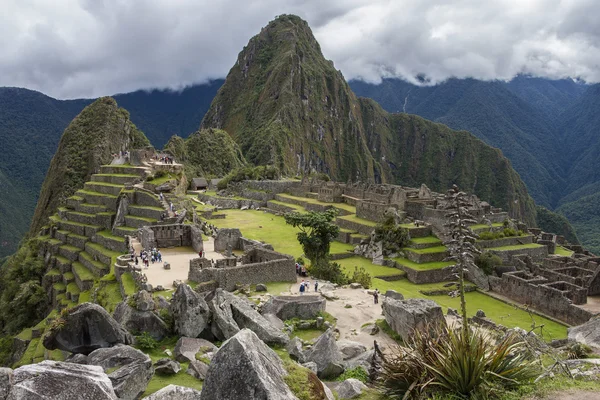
[138,224,203,252]
[188,247,296,291]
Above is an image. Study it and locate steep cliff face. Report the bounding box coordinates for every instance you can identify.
[29,97,149,235]
[201,15,536,223]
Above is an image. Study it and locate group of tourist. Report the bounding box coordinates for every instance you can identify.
[299,279,318,294]
[295,262,308,276]
[133,248,162,268]
[154,154,174,164]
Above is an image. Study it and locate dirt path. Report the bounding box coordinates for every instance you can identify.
[323,287,397,350]
[526,390,600,400]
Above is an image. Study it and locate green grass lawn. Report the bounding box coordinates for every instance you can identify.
[337,214,378,227]
[276,193,357,213]
[210,209,354,258]
[343,257,567,340]
[391,257,455,271]
[121,272,137,296]
[404,245,448,254]
[268,200,305,212]
[554,246,574,257]
[147,173,177,185]
[410,236,442,245]
[487,243,544,251]
[337,257,405,277]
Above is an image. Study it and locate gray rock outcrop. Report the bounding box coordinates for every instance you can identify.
[173,337,217,363]
[200,329,298,400]
[9,361,117,399]
[261,296,326,320]
[207,289,288,346]
[132,291,155,312]
[384,290,404,301]
[142,384,202,399]
[568,317,600,350]
[186,360,209,380]
[382,297,446,342]
[87,345,153,400]
[0,368,13,400]
[43,303,133,355]
[337,340,367,361]
[337,378,367,399]
[113,302,169,341]
[154,359,180,375]
[304,329,345,379]
[170,284,210,338]
[286,337,305,363]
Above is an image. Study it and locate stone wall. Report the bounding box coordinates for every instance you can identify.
[390,260,453,284]
[244,180,301,194]
[477,235,534,249]
[214,228,243,252]
[356,201,392,223]
[241,189,275,202]
[489,271,593,325]
[489,245,548,263]
[197,193,266,210]
[336,217,375,236]
[138,224,203,252]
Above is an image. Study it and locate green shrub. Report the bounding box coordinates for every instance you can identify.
[379,327,537,399]
[309,260,348,285]
[136,332,158,351]
[337,366,369,383]
[565,342,592,359]
[475,252,503,275]
[373,216,410,256]
[296,256,305,265]
[348,266,372,289]
[159,308,174,331]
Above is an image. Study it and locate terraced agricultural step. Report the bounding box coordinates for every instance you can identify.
[58,245,81,262]
[336,215,377,235]
[91,173,140,185]
[65,233,89,250]
[125,215,157,229]
[66,211,99,226]
[66,195,84,209]
[404,246,449,263]
[52,283,66,295]
[78,251,109,277]
[405,224,432,238]
[75,202,107,214]
[75,190,118,209]
[409,236,443,249]
[71,262,95,291]
[267,200,303,214]
[54,230,70,243]
[99,165,149,177]
[128,205,164,220]
[62,272,75,285]
[59,219,103,238]
[66,282,81,302]
[114,226,139,237]
[93,230,128,253]
[391,257,455,284]
[84,182,124,196]
[274,193,354,215]
[84,242,120,266]
[54,256,72,273]
[487,243,548,263]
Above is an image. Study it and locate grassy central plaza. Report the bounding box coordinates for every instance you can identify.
[211,209,568,340]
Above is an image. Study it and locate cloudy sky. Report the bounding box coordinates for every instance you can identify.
[2,0,599,99]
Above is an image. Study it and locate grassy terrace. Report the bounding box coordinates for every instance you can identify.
[86,242,123,260]
[391,257,455,271]
[80,251,108,271]
[46,268,61,276]
[337,214,377,226]
[210,209,354,258]
[76,189,118,198]
[410,236,442,245]
[337,257,406,277]
[268,200,305,212]
[147,173,177,185]
[129,205,164,211]
[94,173,139,178]
[404,245,448,254]
[276,193,357,213]
[96,230,126,243]
[470,222,504,230]
[555,246,574,257]
[204,190,246,200]
[72,262,95,281]
[487,243,544,251]
[121,272,136,296]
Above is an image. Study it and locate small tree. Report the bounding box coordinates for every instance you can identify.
[443,185,480,338]
[284,209,339,266]
[373,216,410,256]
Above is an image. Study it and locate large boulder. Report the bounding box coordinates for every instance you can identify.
[154,359,180,376]
[286,337,305,363]
[173,337,217,363]
[207,289,289,346]
[304,329,345,379]
[142,384,201,399]
[113,302,169,341]
[337,378,367,399]
[87,345,153,400]
[568,317,600,350]
[200,329,298,400]
[337,341,367,361]
[170,284,210,338]
[8,361,116,399]
[0,368,13,400]
[186,360,209,380]
[132,291,155,312]
[382,297,446,342]
[43,303,133,355]
[261,295,326,320]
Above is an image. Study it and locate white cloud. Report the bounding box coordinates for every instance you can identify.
[1,0,598,98]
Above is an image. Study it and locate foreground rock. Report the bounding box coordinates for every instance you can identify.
[382,297,446,342]
[9,361,117,399]
[200,329,298,400]
[261,295,326,320]
[207,289,289,346]
[154,359,180,375]
[186,360,209,380]
[113,302,169,341]
[142,384,202,399]
[337,378,367,399]
[337,341,367,361]
[43,303,133,355]
[568,317,600,350]
[170,284,210,338]
[0,368,13,399]
[88,345,153,400]
[173,337,218,363]
[304,329,345,379]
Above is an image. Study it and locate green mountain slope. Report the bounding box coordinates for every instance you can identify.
[29,97,149,235]
[200,14,537,224]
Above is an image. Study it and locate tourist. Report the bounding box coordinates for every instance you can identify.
[373,289,379,304]
[158,251,162,262]
[314,281,318,292]
[134,257,138,266]
[299,280,305,295]
[169,202,174,212]
[306,281,311,292]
